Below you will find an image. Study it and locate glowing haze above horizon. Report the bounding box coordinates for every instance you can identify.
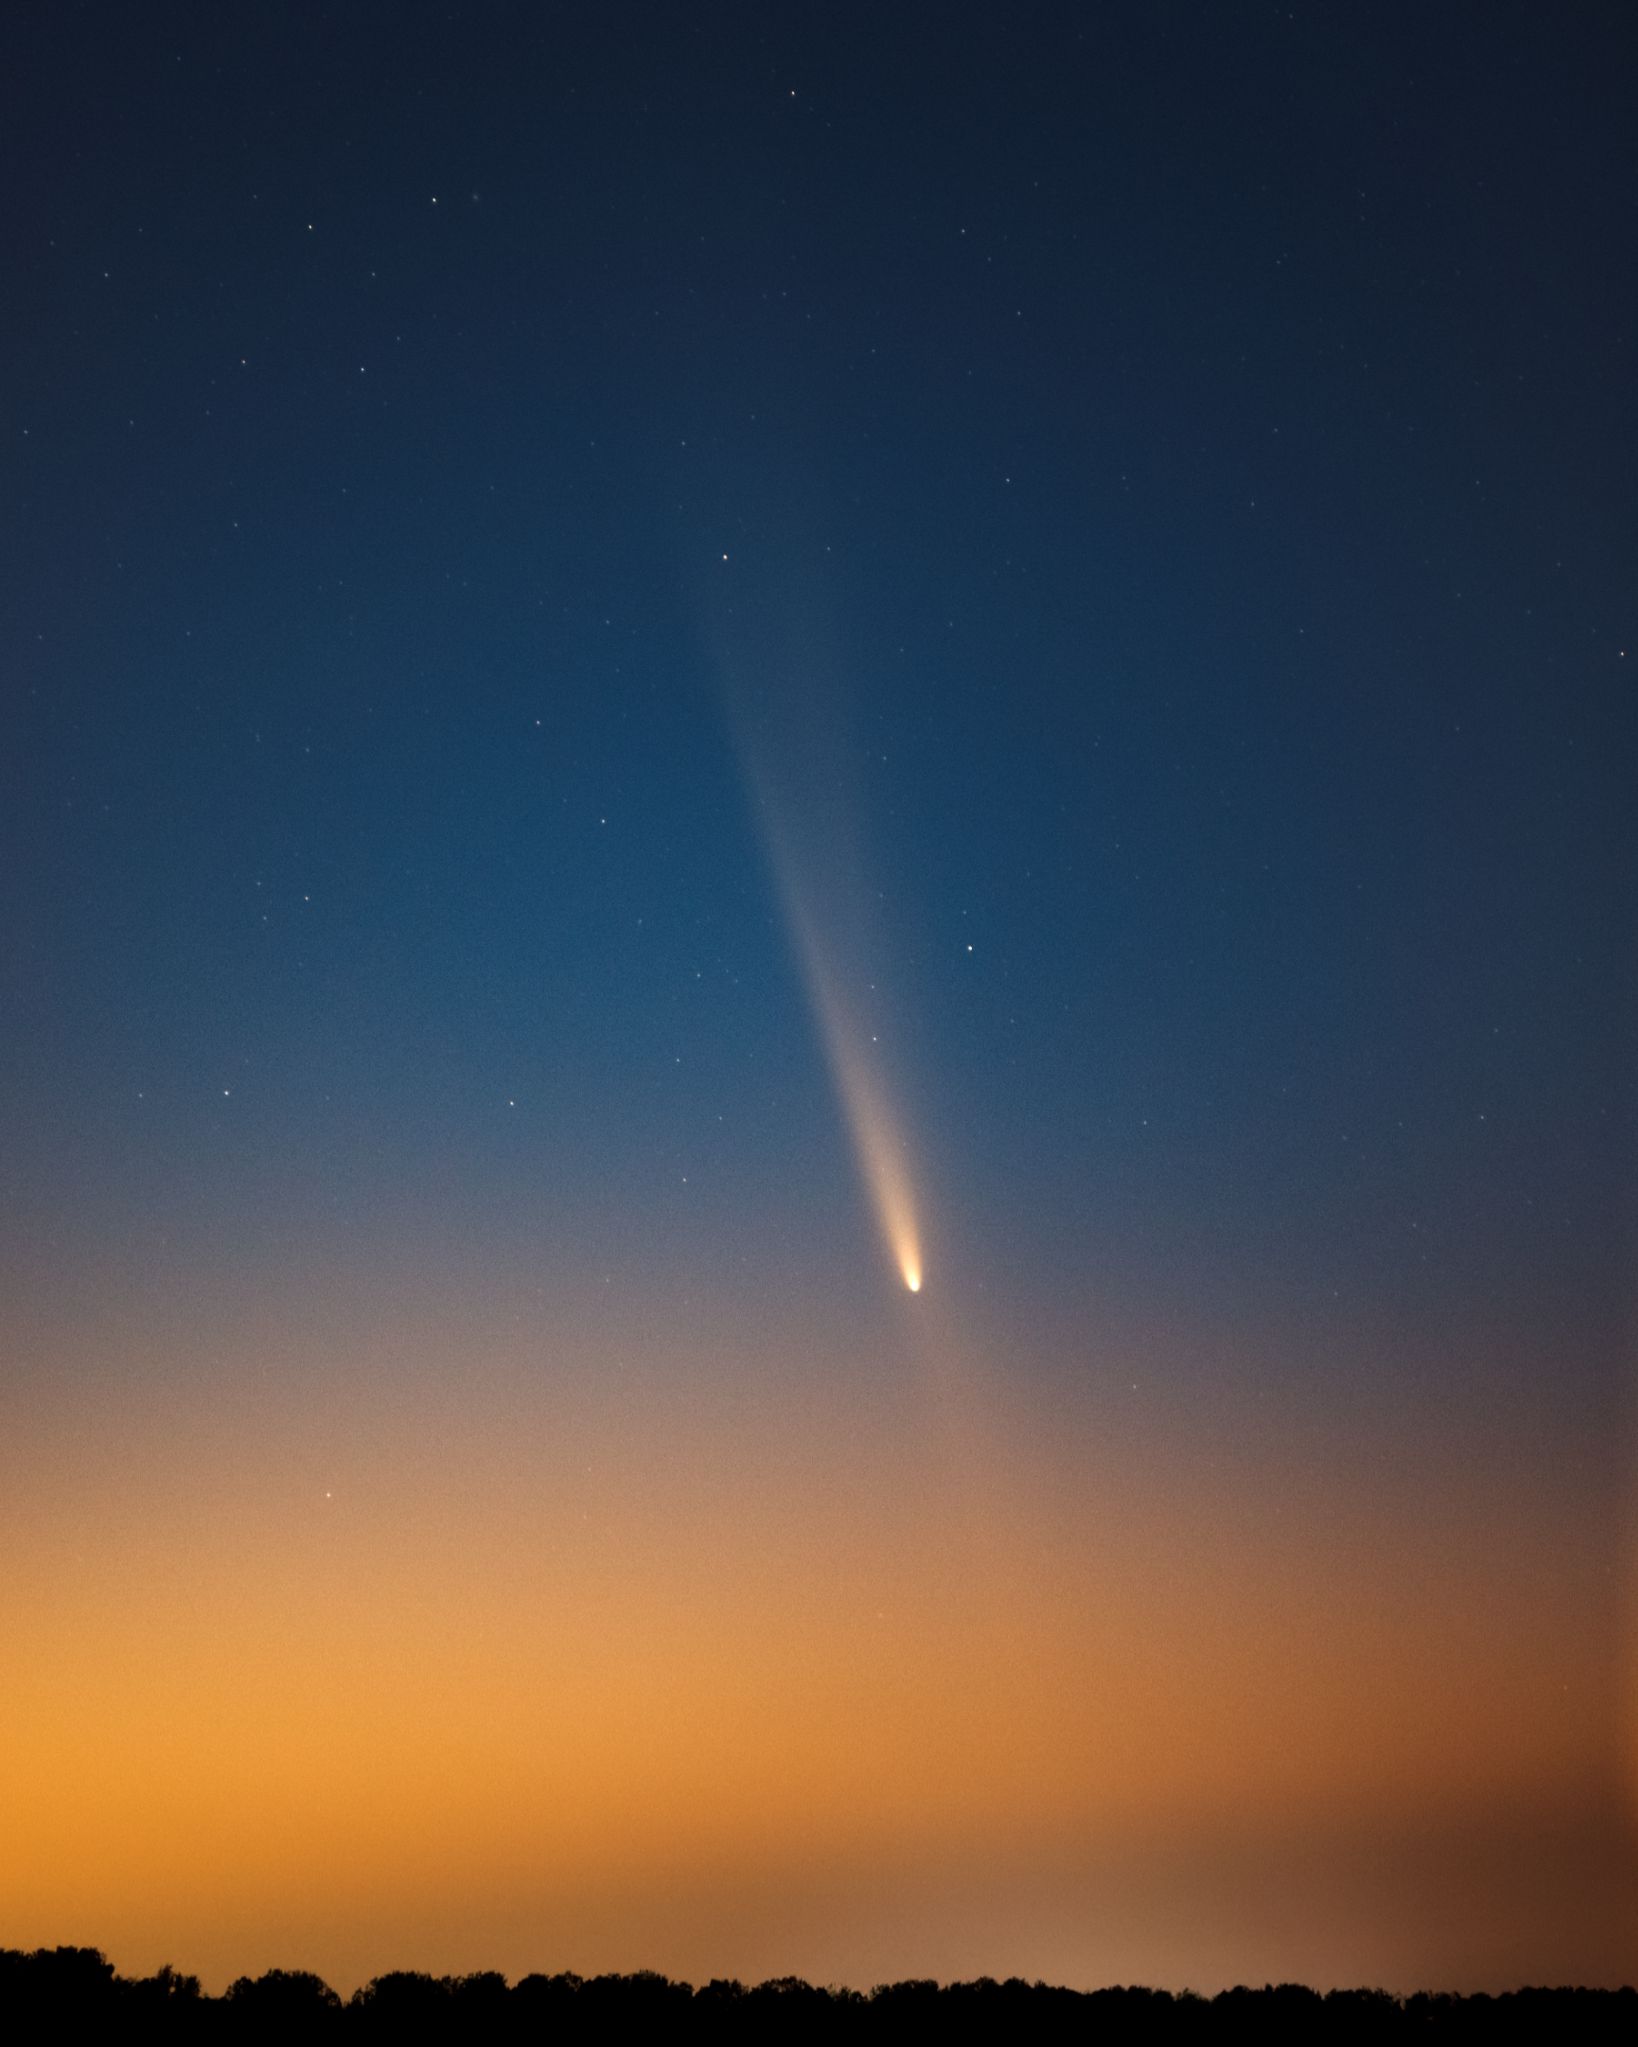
[1,1,1633,1998]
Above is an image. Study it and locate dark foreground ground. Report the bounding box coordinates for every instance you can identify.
[3,1950,1633,2040]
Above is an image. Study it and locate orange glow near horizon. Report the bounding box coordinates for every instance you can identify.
[0,1294,1628,1996]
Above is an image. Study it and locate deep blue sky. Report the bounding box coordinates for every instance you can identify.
[6,3,1629,1345]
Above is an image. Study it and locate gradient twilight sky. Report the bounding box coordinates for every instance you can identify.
[2,0,1633,1996]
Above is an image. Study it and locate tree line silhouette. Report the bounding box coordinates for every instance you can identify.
[2,1949,1632,2040]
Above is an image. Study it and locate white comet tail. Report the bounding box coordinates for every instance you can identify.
[777,885,925,1297]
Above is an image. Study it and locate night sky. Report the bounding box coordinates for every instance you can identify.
[2,0,1633,1997]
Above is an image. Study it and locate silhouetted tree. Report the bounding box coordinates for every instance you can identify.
[224,1966,343,2028]
[449,1970,511,2023]
[349,1968,449,2028]
[4,1945,1638,2039]
[576,1969,695,2025]
[0,1947,119,2027]
[512,1968,585,2029]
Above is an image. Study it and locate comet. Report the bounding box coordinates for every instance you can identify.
[711,595,928,1297]
[757,811,925,1297]
[782,886,925,1294]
